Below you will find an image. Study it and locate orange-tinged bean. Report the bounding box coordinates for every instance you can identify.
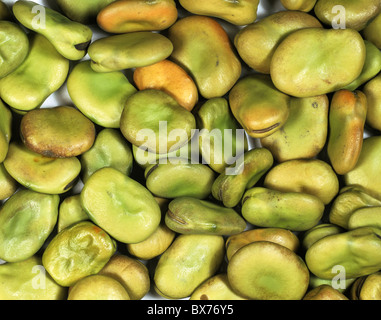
[97,0,178,34]
[327,89,367,175]
[133,59,198,111]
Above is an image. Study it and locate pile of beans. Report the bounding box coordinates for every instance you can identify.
[1,0,381,301]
